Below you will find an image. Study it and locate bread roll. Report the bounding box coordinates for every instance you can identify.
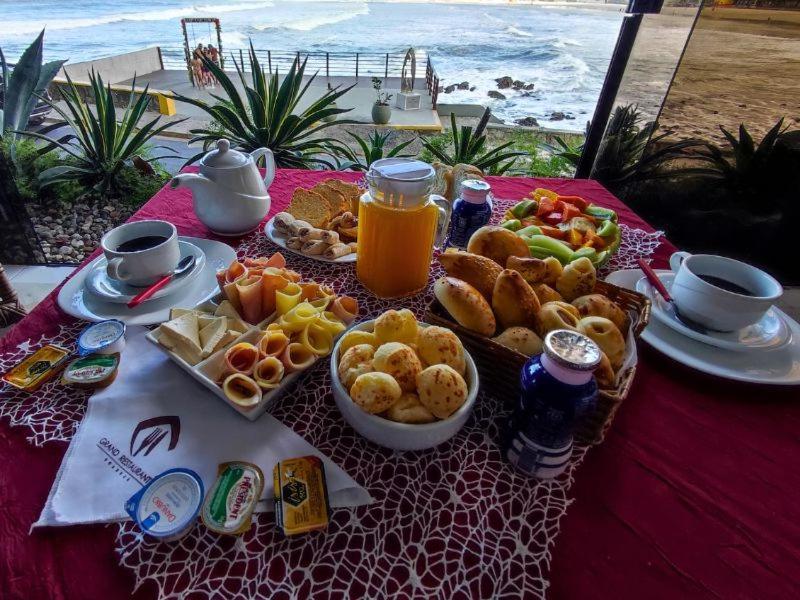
[572,294,627,332]
[434,276,496,337]
[416,364,469,419]
[338,344,375,389]
[492,269,541,330]
[416,326,466,374]
[350,372,402,414]
[556,257,596,301]
[578,316,626,371]
[532,283,562,304]
[374,308,419,345]
[439,251,502,300]
[385,393,436,424]
[492,327,543,356]
[506,255,547,284]
[537,301,580,335]
[542,257,563,286]
[373,342,422,393]
[339,330,379,356]
[594,352,616,389]
[466,225,529,267]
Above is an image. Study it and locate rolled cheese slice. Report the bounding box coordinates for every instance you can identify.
[224,342,260,375]
[276,282,302,315]
[260,268,290,318]
[299,322,333,356]
[222,373,262,409]
[235,276,263,324]
[257,330,289,358]
[331,296,358,324]
[280,342,316,373]
[253,357,285,390]
[318,311,346,336]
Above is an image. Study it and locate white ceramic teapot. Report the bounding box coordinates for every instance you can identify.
[171,139,276,236]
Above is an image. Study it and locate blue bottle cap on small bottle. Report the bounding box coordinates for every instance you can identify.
[77,320,126,356]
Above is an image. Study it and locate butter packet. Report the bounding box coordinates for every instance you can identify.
[2,344,70,391]
[273,455,330,536]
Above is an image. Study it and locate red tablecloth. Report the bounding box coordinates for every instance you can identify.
[1,170,798,599]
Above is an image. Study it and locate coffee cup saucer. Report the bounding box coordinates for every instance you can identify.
[85,239,206,304]
[636,271,791,352]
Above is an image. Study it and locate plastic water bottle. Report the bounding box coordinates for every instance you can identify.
[448,179,492,248]
[503,330,601,479]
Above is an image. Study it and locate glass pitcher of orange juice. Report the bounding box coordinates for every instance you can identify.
[357,159,451,298]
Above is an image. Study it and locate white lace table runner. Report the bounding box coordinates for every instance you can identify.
[0,195,665,599]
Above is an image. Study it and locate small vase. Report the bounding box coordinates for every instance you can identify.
[372,103,391,125]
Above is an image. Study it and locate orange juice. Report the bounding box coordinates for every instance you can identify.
[357,197,439,298]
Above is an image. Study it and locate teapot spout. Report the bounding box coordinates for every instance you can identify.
[170,172,215,194]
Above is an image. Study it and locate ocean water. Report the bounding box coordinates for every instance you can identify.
[1,0,624,130]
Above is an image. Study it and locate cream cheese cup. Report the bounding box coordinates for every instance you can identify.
[202,461,264,536]
[77,320,127,356]
[125,468,204,542]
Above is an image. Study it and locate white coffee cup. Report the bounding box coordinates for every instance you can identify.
[101,220,180,287]
[669,251,783,332]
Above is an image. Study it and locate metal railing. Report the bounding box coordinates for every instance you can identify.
[425,56,440,109]
[160,47,432,80]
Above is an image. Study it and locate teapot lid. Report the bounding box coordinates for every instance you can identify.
[201,139,249,168]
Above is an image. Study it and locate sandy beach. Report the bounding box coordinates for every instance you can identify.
[620,7,800,146]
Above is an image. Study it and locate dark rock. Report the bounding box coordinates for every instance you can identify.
[487,90,507,100]
[444,84,457,94]
[521,91,536,98]
[457,81,469,90]
[549,111,566,121]
[515,117,540,127]
[495,76,513,89]
[523,83,535,91]
[512,80,525,90]
[469,86,476,92]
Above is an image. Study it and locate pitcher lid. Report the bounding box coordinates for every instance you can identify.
[369,158,434,181]
[201,139,249,168]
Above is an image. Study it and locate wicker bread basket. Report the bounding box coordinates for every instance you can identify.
[424,280,651,444]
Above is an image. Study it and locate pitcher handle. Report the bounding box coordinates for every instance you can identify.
[250,147,276,188]
[669,251,692,273]
[430,194,452,249]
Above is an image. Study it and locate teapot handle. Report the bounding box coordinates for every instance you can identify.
[250,148,276,188]
[430,194,452,250]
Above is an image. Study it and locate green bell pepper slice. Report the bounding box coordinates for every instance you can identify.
[500,219,523,232]
[526,235,574,265]
[585,205,617,221]
[570,247,598,262]
[596,220,619,238]
[511,199,538,219]
[517,225,542,238]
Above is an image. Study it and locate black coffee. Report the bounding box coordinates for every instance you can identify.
[697,274,755,296]
[116,235,168,253]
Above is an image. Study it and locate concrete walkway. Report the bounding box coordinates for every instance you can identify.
[118,70,442,131]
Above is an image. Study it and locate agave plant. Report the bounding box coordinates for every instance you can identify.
[539,135,583,168]
[21,70,182,197]
[323,130,414,171]
[173,44,355,168]
[0,30,65,140]
[419,109,526,174]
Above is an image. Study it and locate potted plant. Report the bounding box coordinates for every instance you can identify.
[371,77,392,125]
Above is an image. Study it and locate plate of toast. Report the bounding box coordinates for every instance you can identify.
[265,179,361,263]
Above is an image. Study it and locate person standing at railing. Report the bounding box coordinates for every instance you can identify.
[208,44,220,85]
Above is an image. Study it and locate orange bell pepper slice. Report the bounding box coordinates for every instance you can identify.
[567,228,584,247]
[561,203,581,223]
[539,225,566,239]
[584,230,607,249]
[536,197,555,217]
[556,195,589,211]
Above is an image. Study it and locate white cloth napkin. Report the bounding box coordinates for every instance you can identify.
[36,327,371,528]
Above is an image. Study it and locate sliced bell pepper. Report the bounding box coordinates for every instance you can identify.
[538,225,566,239]
[556,195,589,211]
[585,205,617,221]
[567,228,584,247]
[596,219,619,238]
[500,219,523,232]
[542,211,563,226]
[570,247,598,262]
[561,203,581,223]
[536,197,555,217]
[510,199,537,219]
[517,225,543,238]
[583,230,607,249]
[533,188,559,202]
[526,235,575,265]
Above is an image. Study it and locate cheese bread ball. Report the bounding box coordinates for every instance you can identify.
[416,364,469,420]
[374,309,419,345]
[373,342,423,393]
[338,344,375,389]
[338,330,379,356]
[416,326,465,374]
[350,372,402,414]
[385,393,436,424]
